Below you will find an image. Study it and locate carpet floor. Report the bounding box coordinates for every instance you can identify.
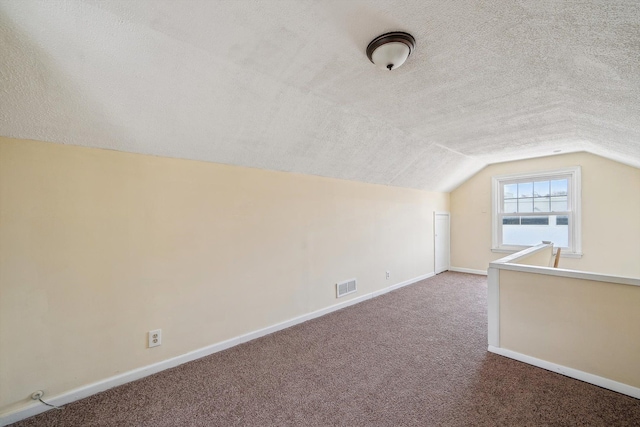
[12,272,640,426]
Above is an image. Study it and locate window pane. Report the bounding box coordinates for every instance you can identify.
[503,183,518,199]
[504,200,518,213]
[534,197,550,212]
[551,196,568,212]
[518,198,533,213]
[518,182,533,198]
[534,181,550,197]
[521,216,549,225]
[502,216,520,225]
[502,216,569,247]
[551,179,567,196]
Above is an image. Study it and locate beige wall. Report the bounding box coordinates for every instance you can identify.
[451,152,640,277]
[0,137,448,414]
[499,270,640,388]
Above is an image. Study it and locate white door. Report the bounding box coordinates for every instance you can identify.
[434,212,450,274]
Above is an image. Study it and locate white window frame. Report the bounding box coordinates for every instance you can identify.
[491,166,582,258]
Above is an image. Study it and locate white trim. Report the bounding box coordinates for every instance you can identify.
[573,166,582,254]
[0,272,435,427]
[449,267,487,276]
[491,166,582,182]
[487,267,500,348]
[491,248,583,258]
[488,346,640,399]
[492,242,551,264]
[491,262,640,287]
[490,261,640,288]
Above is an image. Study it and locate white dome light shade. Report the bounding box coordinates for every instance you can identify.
[366,32,416,71]
[370,42,411,71]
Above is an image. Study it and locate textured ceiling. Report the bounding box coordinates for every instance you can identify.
[1,0,639,191]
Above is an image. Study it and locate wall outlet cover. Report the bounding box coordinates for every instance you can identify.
[148,329,162,348]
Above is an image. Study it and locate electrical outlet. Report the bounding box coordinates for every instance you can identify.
[148,329,162,348]
[386,270,390,279]
[31,390,44,400]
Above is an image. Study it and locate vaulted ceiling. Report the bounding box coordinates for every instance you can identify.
[1,1,639,191]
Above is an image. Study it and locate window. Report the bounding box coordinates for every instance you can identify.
[492,167,581,256]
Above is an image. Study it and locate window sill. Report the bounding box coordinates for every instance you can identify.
[491,248,583,259]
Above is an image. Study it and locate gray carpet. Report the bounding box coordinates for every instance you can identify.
[12,272,640,426]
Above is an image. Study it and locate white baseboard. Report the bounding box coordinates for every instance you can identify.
[488,345,640,399]
[449,267,487,276]
[0,272,435,426]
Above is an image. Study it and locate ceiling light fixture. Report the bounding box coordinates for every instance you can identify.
[366,31,416,71]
